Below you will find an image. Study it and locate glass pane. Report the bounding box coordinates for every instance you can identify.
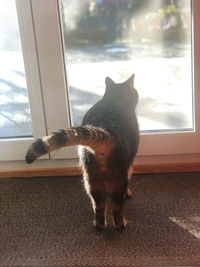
[60,0,192,132]
[0,0,32,138]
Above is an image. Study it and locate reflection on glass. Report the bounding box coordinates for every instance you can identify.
[61,0,192,132]
[0,0,32,138]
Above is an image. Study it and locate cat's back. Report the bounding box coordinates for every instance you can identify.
[82,99,119,126]
[82,98,138,141]
[81,75,139,165]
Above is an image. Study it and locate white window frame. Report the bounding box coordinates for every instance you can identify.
[0,0,199,170]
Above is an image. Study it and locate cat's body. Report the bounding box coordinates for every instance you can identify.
[26,75,139,229]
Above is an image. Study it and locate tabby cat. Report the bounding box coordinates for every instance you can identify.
[25,75,139,230]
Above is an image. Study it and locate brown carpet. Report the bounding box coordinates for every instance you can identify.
[1,173,200,266]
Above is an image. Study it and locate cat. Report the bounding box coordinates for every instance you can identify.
[25,74,139,230]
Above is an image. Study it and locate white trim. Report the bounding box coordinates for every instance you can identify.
[16,0,47,138]
[0,153,200,171]
[0,138,36,161]
[0,158,79,171]
[193,0,200,133]
[30,0,73,159]
[138,131,200,156]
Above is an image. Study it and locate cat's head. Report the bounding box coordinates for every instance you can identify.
[104,74,138,109]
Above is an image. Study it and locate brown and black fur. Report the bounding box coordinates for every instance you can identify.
[25,75,139,230]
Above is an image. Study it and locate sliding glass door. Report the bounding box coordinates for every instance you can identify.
[0,0,199,165]
[58,0,200,157]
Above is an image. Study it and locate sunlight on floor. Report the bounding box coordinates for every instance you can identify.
[170,216,200,239]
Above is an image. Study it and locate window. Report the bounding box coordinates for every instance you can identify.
[0,0,33,138]
[61,0,193,133]
[58,0,200,156]
[0,0,199,168]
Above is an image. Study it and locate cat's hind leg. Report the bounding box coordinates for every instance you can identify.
[125,187,132,199]
[90,189,107,230]
[111,189,127,230]
[125,162,134,199]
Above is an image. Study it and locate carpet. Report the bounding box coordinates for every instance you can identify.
[1,173,200,266]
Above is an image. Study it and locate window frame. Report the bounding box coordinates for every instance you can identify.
[0,0,199,169]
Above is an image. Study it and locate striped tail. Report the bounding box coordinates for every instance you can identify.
[25,126,113,164]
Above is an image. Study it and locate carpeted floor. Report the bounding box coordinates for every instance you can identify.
[1,173,200,266]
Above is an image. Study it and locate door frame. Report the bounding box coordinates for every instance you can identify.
[0,0,199,168]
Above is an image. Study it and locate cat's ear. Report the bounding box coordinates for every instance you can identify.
[105,77,115,87]
[127,74,135,88]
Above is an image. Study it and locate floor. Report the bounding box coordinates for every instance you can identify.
[1,172,200,266]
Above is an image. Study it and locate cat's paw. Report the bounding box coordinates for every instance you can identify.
[93,220,107,231]
[114,217,127,231]
[125,188,132,199]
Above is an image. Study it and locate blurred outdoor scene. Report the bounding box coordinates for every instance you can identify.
[61,0,193,131]
[0,0,32,138]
